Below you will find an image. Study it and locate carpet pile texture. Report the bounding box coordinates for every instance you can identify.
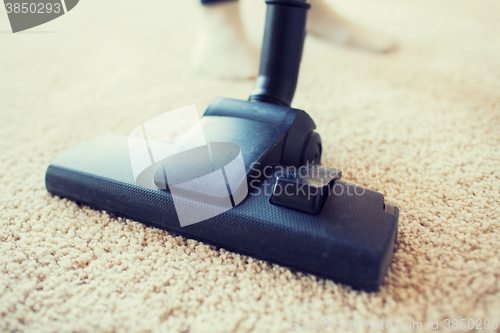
[1,0,499,331]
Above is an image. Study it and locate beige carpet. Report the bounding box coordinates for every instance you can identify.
[1,0,499,331]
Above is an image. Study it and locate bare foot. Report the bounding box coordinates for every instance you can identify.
[191,1,259,79]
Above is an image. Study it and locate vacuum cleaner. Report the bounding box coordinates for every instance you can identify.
[46,0,399,291]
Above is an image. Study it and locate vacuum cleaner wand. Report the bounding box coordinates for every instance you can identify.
[250,0,310,106]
